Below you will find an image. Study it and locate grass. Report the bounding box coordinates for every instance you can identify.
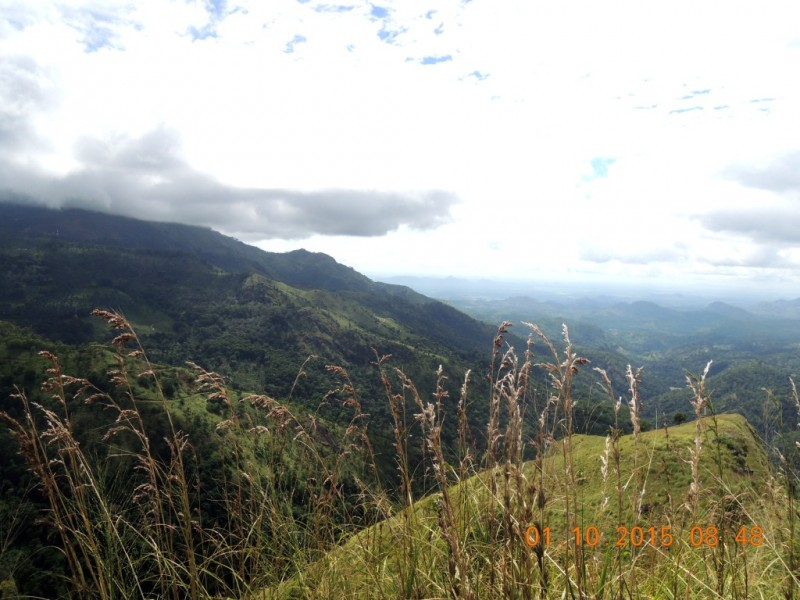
[2,314,800,598]
[265,414,773,599]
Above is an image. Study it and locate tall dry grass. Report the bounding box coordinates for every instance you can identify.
[4,313,800,598]
[1,310,383,598]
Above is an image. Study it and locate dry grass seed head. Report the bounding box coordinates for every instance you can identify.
[91,308,130,330]
[188,361,230,402]
[245,394,278,410]
[493,321,513,349]
[791,377,800,432]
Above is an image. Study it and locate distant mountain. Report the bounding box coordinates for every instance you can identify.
[754,298,800,319]
[411,280,800,433]
[704,300,753,320]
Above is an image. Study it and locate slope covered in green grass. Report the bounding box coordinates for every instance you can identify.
[266,413,779,599]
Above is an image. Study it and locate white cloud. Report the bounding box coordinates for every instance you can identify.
[2,0,800,292]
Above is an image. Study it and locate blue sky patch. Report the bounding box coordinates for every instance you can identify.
[207,0,226,19]
[378,26,404,43]
[468,70,488,81]
[82,25,116,51]
[371,5,389,18]
[284,34,307,53]
[313,4,355,12]
[589,157,616,179]
[189,24,217,41]
[421,55,452,65]
[669,106,704,115]
[72,8,122,52]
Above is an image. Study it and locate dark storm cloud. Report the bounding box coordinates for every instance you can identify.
[724,150,800,194]
[0,127,457,240]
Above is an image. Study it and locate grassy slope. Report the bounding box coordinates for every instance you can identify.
[265,413,779,598]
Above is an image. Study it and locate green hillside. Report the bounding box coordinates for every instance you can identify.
[267,413,778,599]
[0,204,493,370]
[0,203,507,448]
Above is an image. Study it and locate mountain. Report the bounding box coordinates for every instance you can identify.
[0,203,499,399]
[392,279,800,437]
[705,300,753,320]
[754,298,800,319]
[0,202,408,295]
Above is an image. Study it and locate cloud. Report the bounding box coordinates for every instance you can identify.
[0,55,52,152]
[579,244,685,265]
[724,151,800,194]
[0,127,457,240]
[699,207,800,245]
[685,152,800,270]
[697,245,792,270]
[3,0,800,290]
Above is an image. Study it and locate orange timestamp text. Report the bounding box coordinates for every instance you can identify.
[525,525,764,548]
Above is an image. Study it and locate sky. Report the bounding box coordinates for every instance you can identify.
[2,1,800,295]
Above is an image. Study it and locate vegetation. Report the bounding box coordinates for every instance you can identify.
[2,313,800,598]
[3,204,800,598]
